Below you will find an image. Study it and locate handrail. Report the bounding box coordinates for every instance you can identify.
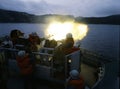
[40,47,54,51]
[65,50,80,57]
[0,47,18,52]
[32,52,53,56]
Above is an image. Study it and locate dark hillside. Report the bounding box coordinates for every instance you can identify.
[0,9,120,25]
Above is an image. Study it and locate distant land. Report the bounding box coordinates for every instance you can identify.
[0,9,120,25]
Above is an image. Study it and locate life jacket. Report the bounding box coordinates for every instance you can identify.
[28,35,41,52]
[16,54,33,75]
[28,34,40,44]
[68,76,85,89]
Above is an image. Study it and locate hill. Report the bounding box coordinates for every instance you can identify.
[0,9,120,25]
[0,9,74,23]
[75,15,120,25]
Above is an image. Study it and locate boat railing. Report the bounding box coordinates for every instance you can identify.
[31,47,81,83]
[65,50,81,79]
[0,47,81,84]
[32,47,54,56]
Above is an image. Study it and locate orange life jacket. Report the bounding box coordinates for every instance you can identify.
[68,76,85,89]
[28,35,40,44]
[16,54,33,75]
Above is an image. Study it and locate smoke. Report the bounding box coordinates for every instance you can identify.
[45,20,88,41]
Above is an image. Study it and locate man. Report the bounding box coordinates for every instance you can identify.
[62,33,79,54]
[16,50,35,89]
[67,70,85,89]
[64,33,74,49]
[10,29,31,52]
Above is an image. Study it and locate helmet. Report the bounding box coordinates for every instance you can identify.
[18,50,26,57]
[70,70,79,79]
[66,33,73,38]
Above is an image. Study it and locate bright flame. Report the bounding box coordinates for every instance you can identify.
[45,21,88,41]
[73,23,88,40]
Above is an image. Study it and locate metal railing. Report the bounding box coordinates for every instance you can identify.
[0,47,81,82]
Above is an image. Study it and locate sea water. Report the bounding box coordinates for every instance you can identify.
[0,23,119,60]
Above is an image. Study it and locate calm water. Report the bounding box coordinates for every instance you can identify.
[0,23,119,60]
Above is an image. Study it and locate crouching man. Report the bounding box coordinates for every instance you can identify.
[66,70,85,89]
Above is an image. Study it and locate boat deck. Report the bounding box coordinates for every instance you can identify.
[6,62,96,89]
[7,77,56,89]
[6,62,119,89]
[0,47,119,89]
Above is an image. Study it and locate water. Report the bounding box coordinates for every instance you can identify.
[81,24,119,60]
[0,23,119,60]
[0,23,47,38]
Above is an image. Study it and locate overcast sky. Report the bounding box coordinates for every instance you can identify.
[0,0,120,17]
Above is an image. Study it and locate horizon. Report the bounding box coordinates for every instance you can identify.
[0,0,120,17]
[1,8,120,18]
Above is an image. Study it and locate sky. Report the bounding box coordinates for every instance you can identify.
[0,0,120,17]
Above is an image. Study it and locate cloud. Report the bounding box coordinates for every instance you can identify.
[95,2,120,16]
[65,0,120,17]
[0,0,120,17]
[0,1,27,11]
